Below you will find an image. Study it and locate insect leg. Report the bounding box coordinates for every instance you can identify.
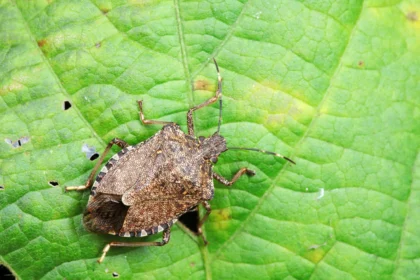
[98,228,171,263]
[197,201,211,245]
[137,100,175,126]
[65,138,128,192]
[213,168,256,186]
[187,59,222,137]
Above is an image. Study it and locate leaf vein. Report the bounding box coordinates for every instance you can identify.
[213,0,365,259]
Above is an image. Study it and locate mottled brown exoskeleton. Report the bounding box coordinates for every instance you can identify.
[66,59,295,263]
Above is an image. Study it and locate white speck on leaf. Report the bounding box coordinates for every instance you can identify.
[5,136,30,148]
[308,241,327,250]
[82,143,97,159]
[254,11,262,19]
[317,188,324,200]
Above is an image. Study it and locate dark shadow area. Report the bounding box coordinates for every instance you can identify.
[48,181,59,187]
[63,101,72,110]
[0,265,15,280]
[90,153,99,161]
[178,210,199,234]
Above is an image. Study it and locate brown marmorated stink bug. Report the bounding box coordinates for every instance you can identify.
[66,59,295,263]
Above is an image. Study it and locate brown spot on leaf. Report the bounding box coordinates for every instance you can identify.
[213,208,232,221]
[194,79,214,91]
[100,7,110,15]
[304,247,328,263]
[95,42,101,48]
[195,80,208,90]
[406,11,418,21]
[37,39,47,48]
[211,208,232,230]
[358,60,364,67]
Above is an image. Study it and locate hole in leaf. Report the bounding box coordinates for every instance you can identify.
[0,264,15,280]
[90,153,99,161]
[5,137,30,148]
[406,11,418,21]
[49,181,59,187]
[63,101,72,110]
[112,272,119,278]
[0,186,4,190]
[82,144,99,160]
[178,210,199,234]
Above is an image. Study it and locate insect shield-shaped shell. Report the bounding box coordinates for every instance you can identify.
[83,124,216,238]
[65,59,294,264]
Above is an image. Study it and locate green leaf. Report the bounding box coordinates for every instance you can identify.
[1,0,420,279]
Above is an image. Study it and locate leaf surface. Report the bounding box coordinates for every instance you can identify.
[1,0,420,279]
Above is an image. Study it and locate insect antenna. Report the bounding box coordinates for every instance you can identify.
[213,58,223,135]
[228,147,296,164]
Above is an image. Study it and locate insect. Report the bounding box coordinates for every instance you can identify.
[66,59,295,263]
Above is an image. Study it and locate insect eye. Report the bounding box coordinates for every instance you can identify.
[210,157,218,164]
[199,136,205,142]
